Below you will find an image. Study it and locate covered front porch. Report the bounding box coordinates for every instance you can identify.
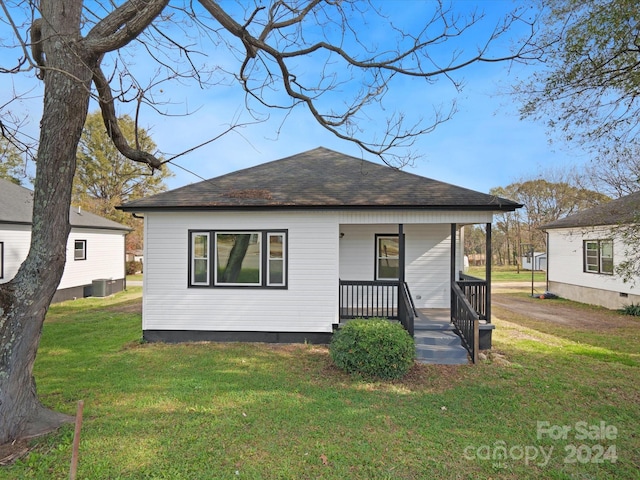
[337,221,494,364]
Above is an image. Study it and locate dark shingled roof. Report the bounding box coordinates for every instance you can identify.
[119,147,521,212]
[0,178,131,231]
[541,190,640,230]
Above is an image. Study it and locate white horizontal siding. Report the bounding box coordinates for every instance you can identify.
[142,211,339,332]
[338,209,492,225]
[142,209,492,332]
[0,225,125,289]
[547,226,634,295]
[59,228,126,289]
[0,224,31,283]
[338,223,451,308]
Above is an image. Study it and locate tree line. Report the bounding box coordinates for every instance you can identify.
[466,153,640,268]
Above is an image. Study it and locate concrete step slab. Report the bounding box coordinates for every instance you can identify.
[414,331,462,346]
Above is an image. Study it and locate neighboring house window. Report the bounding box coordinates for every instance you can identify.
[376,234,399,280]
[74,240,87,260]
[0,242,4,279]
[188,230,287,288]
[584,240,613,275]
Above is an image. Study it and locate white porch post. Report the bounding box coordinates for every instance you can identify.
[450,223,456,316]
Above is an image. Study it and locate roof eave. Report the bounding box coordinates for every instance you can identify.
[118,203,522,213]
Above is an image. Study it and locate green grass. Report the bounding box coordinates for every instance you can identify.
[1,288,638,479]
[466,266,547,282]
[126,274,143,282]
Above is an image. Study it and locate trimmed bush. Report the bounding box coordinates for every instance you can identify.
[330,318,415,379]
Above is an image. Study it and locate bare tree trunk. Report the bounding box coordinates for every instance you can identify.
[221,234,252,283]
[0,0,94,444]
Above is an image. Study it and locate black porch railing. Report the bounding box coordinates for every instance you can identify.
[451,282,479,363]
[457,272,488,321]
[339,280,416,336]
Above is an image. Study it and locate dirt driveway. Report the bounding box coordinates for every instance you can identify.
[492,282,638,332]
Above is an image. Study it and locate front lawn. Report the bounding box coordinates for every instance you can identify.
[1,289,638,479]
[466,265,547,283]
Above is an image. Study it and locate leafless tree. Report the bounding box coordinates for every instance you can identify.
[0,0,537,443]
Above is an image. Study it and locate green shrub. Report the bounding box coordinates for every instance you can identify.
[330,318,415,379]
[621,303,640,316]
[126,261,143,275]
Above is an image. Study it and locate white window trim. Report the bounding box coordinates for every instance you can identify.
[74,240,87,261]
[267,232,286,287]
[191,232,210,286]
[584,239,613,275]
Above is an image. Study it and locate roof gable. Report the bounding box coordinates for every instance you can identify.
[0,178,131,231]
[120,147,521,212]
[541,190,640,230]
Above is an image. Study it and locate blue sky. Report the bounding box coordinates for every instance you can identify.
[0,1,587,195]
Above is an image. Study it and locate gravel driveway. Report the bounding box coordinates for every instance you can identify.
[492,282,637,332]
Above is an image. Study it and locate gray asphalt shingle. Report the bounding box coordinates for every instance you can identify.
[120,147,521,211]
[541,191,640,229]
[0,178,131,231]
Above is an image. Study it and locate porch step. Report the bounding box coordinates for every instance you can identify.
[414,330,469,365]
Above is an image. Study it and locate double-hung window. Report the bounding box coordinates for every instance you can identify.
[74,240,87,261]
[189,230,287,288]
[584,240,613,275]
[191,232,210,285]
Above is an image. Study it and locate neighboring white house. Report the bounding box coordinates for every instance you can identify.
[521,252,547,271]
[0,179,131,303]
[119,147,521,345]
[541,191,640,310]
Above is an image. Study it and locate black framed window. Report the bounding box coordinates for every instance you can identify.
[375,234,399,280]
[189,230,287,288]
[0,242,4,279]
[584,240,613,275]
[74,240,87,261]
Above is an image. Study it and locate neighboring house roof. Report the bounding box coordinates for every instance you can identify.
[119,147,522,212]
[0,178,131,231]
[541,191,640,230]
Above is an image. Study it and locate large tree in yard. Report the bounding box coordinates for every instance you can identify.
[516,0,640,281]
[517,0,640,189]
[0,0,536,443]
[75,111,172,251]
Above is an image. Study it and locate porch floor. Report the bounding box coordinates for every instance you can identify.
[415,308,453,331]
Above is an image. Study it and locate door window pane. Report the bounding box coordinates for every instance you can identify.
[377,236,399,280]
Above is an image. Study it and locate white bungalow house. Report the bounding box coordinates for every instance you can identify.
[0,178,131,302]
[541,191,640,310]
[119,147,521,360]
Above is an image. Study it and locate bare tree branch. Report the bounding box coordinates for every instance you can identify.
[93,65,162,169]
[85,0,169,54]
